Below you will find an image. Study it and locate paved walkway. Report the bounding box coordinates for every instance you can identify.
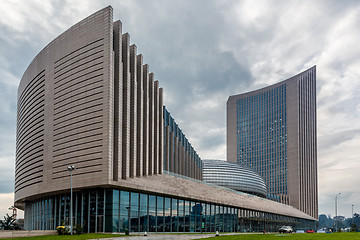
[95,232,261,240]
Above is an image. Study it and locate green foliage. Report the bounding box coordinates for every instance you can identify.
[56,225,70,235]
[0,214,20,230]
[318,214,333,229]
[74,224,83,235]
[351,223,357,232]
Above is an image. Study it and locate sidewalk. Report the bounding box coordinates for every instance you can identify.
[97,232,260,240]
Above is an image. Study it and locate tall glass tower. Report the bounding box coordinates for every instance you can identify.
[227,66,318,219]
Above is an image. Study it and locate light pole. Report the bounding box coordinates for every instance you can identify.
[67,165,76,235]
[352,204,354,225]
[335,192,341,232]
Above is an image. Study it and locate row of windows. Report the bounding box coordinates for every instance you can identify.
[25,188,315,233]
[236,85,288,200]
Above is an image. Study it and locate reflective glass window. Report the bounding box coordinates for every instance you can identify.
[156,196,164,232]
[148,195,156,232]
[130,192,139,232]
[119,191,129,232]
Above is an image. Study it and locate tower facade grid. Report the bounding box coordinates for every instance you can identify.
[235,84,288,203]
[227,66,318,218]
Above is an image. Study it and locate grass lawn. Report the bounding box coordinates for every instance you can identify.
[1,233,127,240]
[201,232,360,240]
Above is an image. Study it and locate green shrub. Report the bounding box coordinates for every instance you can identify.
[75,224,83,235]
[56,226,65,235]
[56,225,70,235]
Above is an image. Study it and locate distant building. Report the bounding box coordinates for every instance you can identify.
[227,67,318,218]
[15,6,316,233]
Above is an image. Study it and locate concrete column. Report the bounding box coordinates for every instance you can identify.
[177,137,181,175]
[181,143,185,176]
[153,81,159,175]
[169,131,174,172]
[136,54,143,177]
[187,145,190,177]
[174,135,178,174]
[148,73,154,175]
[112,20,123,181]
[129,44,137,178]
[142,65,149,176]
[179,139,184,176]
[121,33,131,179]
[158,88,163,174]
[164,126,170,171]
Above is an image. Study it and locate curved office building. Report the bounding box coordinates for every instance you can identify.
[16,6,316,233]
[202,160,267,197]
[227,66,318,218]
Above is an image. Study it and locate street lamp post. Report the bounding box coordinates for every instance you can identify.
[67,165,76,235]
[335,192,341,232]
[352,205,354,225]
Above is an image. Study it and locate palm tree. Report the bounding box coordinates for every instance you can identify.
[0,214,19,230]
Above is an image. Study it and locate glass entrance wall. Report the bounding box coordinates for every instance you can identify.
[24,187,315,232]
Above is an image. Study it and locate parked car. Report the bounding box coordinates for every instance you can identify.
[279,226,293,233]
[306,229,315,233]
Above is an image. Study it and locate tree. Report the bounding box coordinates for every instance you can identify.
[318,214,333,229]
[0,214,20,230]
[353,213,360,231]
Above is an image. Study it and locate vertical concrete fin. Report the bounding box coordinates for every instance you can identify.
[164,124,169,172]
[129,44,137,178]
[153,80,159,175]
[121,33,131,179]
[142,65,149,176]
[158,87,163,174]
[136,54,144,177]
[113,20,123,181]
[148,73,154,175]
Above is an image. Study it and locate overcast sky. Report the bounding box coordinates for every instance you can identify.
[1,0,360,219]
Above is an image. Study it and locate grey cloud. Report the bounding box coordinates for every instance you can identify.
[0,160,14,193]
[1,0,360,216]
[318,129,360,151]
[109,1,253,160]
[0,178,14,194]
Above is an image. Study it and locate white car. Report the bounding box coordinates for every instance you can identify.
[279,226,293,233]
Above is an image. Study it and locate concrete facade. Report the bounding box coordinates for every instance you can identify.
[16,6,316,232]
[227,67,318,219]
[15,6,166,205]
[163,108,202,180]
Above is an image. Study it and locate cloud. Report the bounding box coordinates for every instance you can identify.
[0,157,15,193]
[0,193,24,219]
[0,0,360,218]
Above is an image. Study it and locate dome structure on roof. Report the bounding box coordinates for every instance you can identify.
[202,160,267,197]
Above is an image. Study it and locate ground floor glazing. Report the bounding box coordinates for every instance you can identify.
[24,188,315,232]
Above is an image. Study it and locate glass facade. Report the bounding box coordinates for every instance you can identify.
[25,188,315,233]
[236,85,288,203]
